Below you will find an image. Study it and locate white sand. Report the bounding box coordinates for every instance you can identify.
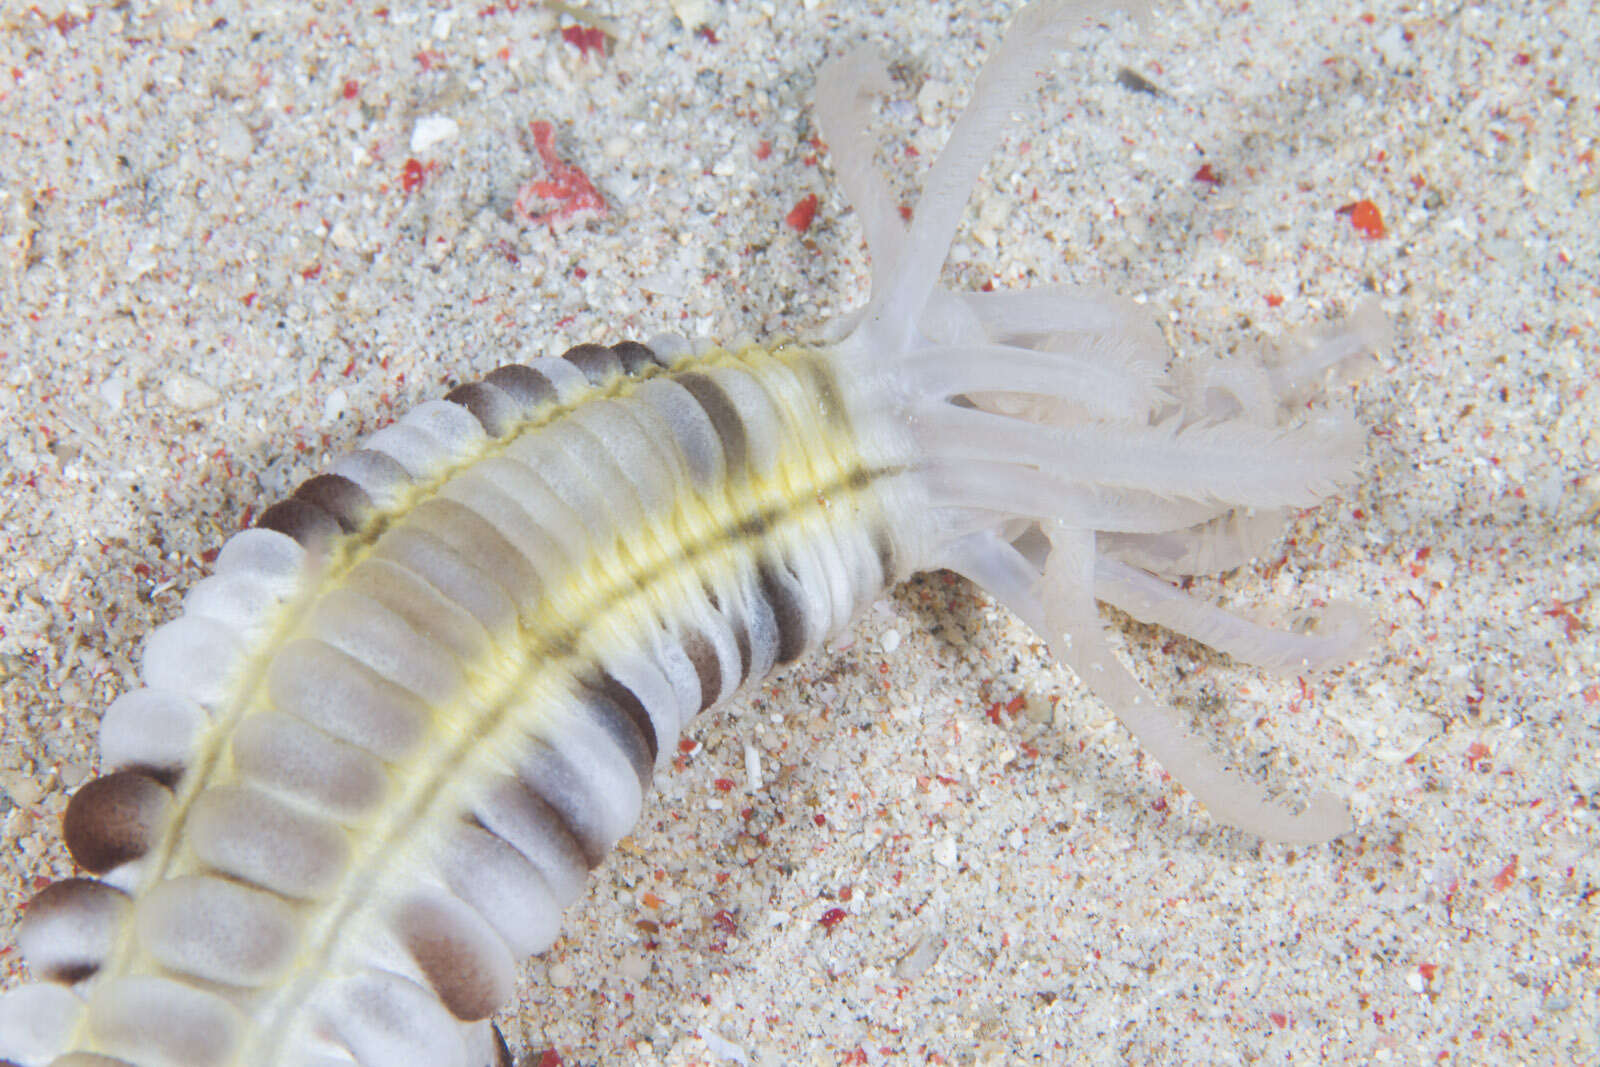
[1,1,1595,1063]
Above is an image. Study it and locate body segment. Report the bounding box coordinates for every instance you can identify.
[0,2,1389,1064]
[14,341,910,1066]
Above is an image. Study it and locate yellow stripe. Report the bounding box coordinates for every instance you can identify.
[91,343,894,1063]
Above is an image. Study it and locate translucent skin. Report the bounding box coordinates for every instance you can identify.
[0,2,1389,1064]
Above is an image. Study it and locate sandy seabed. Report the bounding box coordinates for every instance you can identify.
[1,1,1595,1063]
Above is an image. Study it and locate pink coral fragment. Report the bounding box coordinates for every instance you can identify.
[514,120,609,229]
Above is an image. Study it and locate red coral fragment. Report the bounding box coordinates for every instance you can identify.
[786,192,819,233]
[1193,163,1222,186]
[400,157,425,193]
[1337,198,1387,239]
[561,25,607,58]
[1490,857,1518,892]
[818,906,847,932]
[47,10,89,34]
[514,120,609,229]
[1543,598,1586,642]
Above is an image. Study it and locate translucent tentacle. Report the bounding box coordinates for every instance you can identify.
[906,342,1162,421]
[813,45,906,292]
[958,285,1170,362]
[924,461,1224,534]
[940,528,1353,844]
[859,0,1148,352]
[1039,526,1352,843]
[1094,556,1372,675]
[913,403,1362,508]
[1097,507,1289,577]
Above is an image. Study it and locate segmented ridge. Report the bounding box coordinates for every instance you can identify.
[10,340,898,1067]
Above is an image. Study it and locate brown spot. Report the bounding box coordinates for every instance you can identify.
[396,895,510,1021]
[444,381,516,437]
[484,364,556,412]
[293,473,374,533]
[256,496,342,549]
[590,672,657,769]
[609,340,661,375]
[19,877,128,983]
[62,771,171,874]
[790,353,847,427]
[758,560,810,665]
[680,628,723,712]
[728,601,752,683]
[871,524,899,585]
[675,372,748,475]
[561,342,621,385]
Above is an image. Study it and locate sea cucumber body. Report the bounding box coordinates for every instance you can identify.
[1,2,1388,1062]
[14,341,916,1067]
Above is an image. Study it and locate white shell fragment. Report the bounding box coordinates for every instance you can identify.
[410,116,459,152]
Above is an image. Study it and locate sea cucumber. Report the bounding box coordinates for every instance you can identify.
[0,2,1390,1064]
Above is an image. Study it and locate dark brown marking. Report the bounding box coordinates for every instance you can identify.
[587,673,656,776]
[562,343,621,385]
[256,497,341,549]
[518,742,607,868]
[757,560,810,665]
[729,600,753,683]
[790,352,847,428]
[445,381,516,437]
[675,372,748,474]
[19,877,127,983]
[484,364,557,412]
[397,895,505,1021]
[735,513,771,540]
[62,771,171,874]
[871,524,898,586]
[1115,66,1162,96]
[293,473,374,534]
[609,340,660,375]
[680,628,723,712]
